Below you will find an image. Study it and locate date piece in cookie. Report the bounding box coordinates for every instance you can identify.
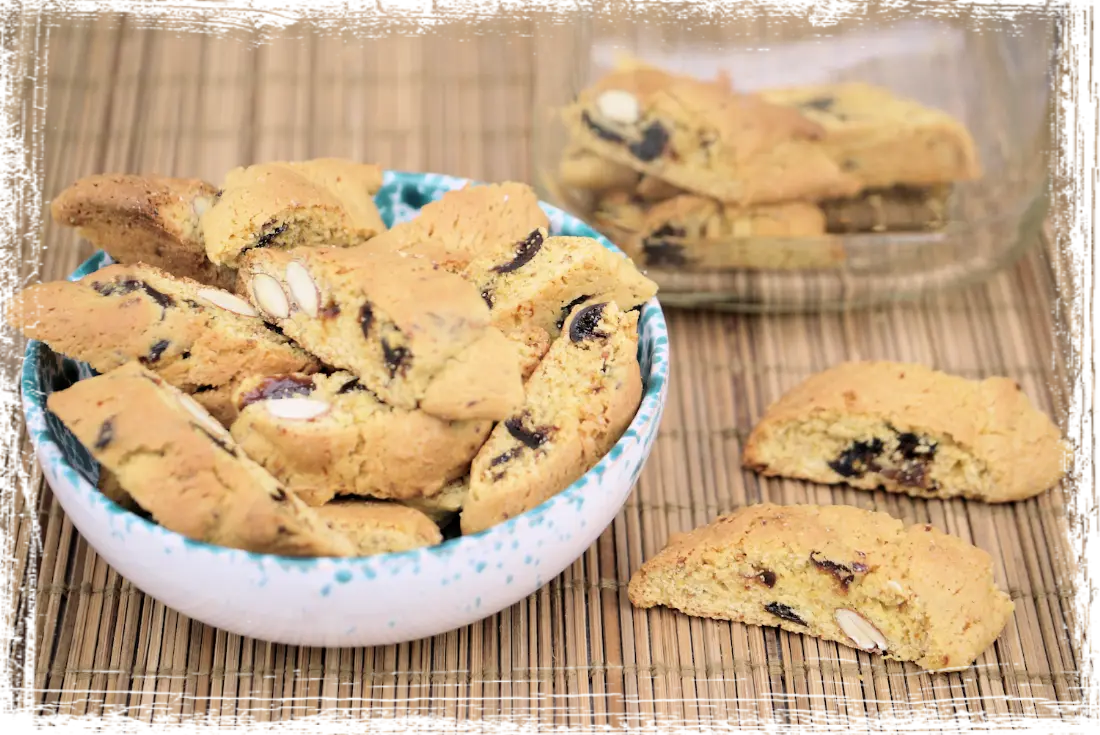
[314,500,443,555]
[461,301,643,535]
[761,83,981,188]
[595,192,843,271]
[466,228,658,338]
[743,361,1068,502]
[562,63,862,205]
[368,181,550,272]
[49,174,237,290]
[201,159,386,267]
[47,362,355,557]
[229,372,491,506]
[4,263,320,426]
[237,246,524,421]
[627,503,1014,672]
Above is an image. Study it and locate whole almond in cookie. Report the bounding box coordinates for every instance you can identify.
[742,361,1068,502]
[627,503,1014,672]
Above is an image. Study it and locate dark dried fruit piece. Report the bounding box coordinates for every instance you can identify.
[193,385,216,394]
[555,294,592,330]
[895,431,937,461]
[92,278,175,312]
[93,419,114,450]
[481,289,495,309]
[492,229,544,274]
[319,302,341,319]
[382,339,411,378]
[650,223,687,239]
[569,302,608,343]
[359,303,377,339]
[628,122,670,162]
[504,416,551,449]
[828,438,884,478]
[764,602,806,626]
[489,447,523,468]
[140,339,171,365]
[756,569,777,588]
[581,111,626,144]
[800,96,835,112]
[271,487,288,502]
[255,220,289,249]
[237,375,316,410]
[809,551,856,590]
[642,239,688,267]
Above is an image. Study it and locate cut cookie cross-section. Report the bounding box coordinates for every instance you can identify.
[46,362,356,557]
[229,371,491,506]
[461,300,643,535]
[314,500,443,556]
[49,173,236,290]
[201,159,386,267]
[237,245,525,421]
[3,262,320,426]
[742,361,1068,502]
[627,503,1015,672]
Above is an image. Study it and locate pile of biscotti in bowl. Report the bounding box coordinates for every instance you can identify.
[8,162,670,647]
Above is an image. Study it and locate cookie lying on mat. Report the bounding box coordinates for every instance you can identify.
[627,503,1014,672]
[742,361,1067,502]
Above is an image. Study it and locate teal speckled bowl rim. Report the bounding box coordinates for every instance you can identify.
[21,169,670,571]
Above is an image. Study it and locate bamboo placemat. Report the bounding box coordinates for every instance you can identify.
[3,12,1081,728]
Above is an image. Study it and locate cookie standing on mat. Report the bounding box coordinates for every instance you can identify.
[46,362,356,557]
[4,262,320,426]
[461,300,643,535]
[627,503,1014,672]
[742,361,1068,502]
[237,245,525,421]
[228,371,491,507]
[201,159,386,268]
[49,173,237,290]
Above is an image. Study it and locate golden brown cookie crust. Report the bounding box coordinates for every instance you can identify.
[313,500,443,555]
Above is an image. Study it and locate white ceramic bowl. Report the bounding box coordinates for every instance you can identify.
[21,170,670,647]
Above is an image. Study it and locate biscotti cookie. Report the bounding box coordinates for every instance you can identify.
[49,174,237,290]
[367,182,550,272]
[461,301,643,535]
[562,64,862,205]
[760,83,981,188]
[465,228,659,338]
[822,184,950,233]
[397,477,469,526]
[313,500,443,555]
[627,503,1014,672]
[743,361,1067,502]
[228,371,491,506]
[595,192,844,271]
[201,159,386,267]
[236,245,524,421]
[47,362,356,557]
[4,263,320,426]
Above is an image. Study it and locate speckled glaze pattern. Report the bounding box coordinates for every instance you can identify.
[21,170,670,647]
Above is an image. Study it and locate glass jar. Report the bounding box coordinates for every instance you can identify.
[532,12,1055,312]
